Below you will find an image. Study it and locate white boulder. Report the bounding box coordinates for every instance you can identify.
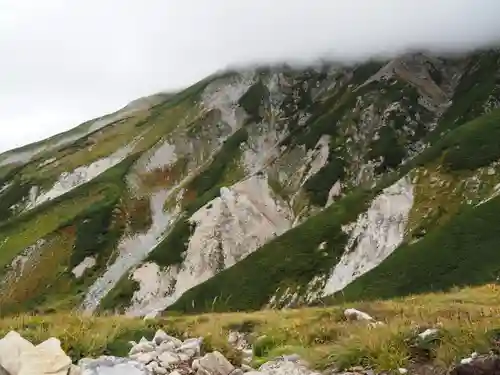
[19,337,72,375]
[0,331,35,375]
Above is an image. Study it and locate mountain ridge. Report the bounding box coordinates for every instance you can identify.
[0,47,499,317]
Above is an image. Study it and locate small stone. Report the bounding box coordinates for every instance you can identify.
[398,368,408,374]
[460,358,473,365]
[344,308,375,322]
[418,328,439,340]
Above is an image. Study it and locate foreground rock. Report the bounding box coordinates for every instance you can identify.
[79,356,149,375]
[0,329,361,375]
[0,332,72,375]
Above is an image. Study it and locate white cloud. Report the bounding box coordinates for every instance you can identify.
[1,0,499,152]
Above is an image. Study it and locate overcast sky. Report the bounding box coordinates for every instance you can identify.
[1,0,500,153]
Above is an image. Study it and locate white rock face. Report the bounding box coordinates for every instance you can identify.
[82,190,179,313]
[72,256,97,278]
[301,135,330,186]
[141,140,177,173]
[326,181,342,207]
[242,126,284,175]
[31,143,136,209]
[201,72,255,130]
[126,173,293,317]
[125,262,179,316]
[323,175,414,296]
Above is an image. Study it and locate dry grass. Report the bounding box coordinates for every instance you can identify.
[1,284,499,371]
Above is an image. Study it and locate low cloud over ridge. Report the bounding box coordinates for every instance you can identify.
[1,0,500,152]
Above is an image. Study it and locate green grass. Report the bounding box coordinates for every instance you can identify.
[0,185,111,271]
[428,50,500,141]
[415,107,500,171]
[3,284,500,372]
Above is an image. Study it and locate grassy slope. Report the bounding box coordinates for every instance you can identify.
[4,284,500,372]
[332,108,500,302]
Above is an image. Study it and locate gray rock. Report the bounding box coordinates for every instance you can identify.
[156,341,177,354]
[79,356,150,375]
[196,351,235,375]
[130,352,157,365]
[146,361,168,375]
[153,330,183,348]
[129,342,156,356]
[178,338,203,359]
[157,351,182,368]
[153,330,169,346]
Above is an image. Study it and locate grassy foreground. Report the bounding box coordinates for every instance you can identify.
[1,284,499,373]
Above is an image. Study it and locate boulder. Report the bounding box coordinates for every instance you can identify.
[19,337,72,375]
[157,351,182,368]
[196,351,235,375]
[153,330,182,348]
[344,309,375,322]
[129,341,156,356]
[0,331,35,375]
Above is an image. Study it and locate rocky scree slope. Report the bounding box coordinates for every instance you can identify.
[0,49,499,317]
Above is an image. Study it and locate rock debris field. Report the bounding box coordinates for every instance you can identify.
[0,309,497,375]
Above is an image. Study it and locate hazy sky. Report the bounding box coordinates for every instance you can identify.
[1,0,500,153]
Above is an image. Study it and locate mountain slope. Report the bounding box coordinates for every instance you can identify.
[0,48,499,317]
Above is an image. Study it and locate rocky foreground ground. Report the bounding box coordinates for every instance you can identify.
[0,307,499,375]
